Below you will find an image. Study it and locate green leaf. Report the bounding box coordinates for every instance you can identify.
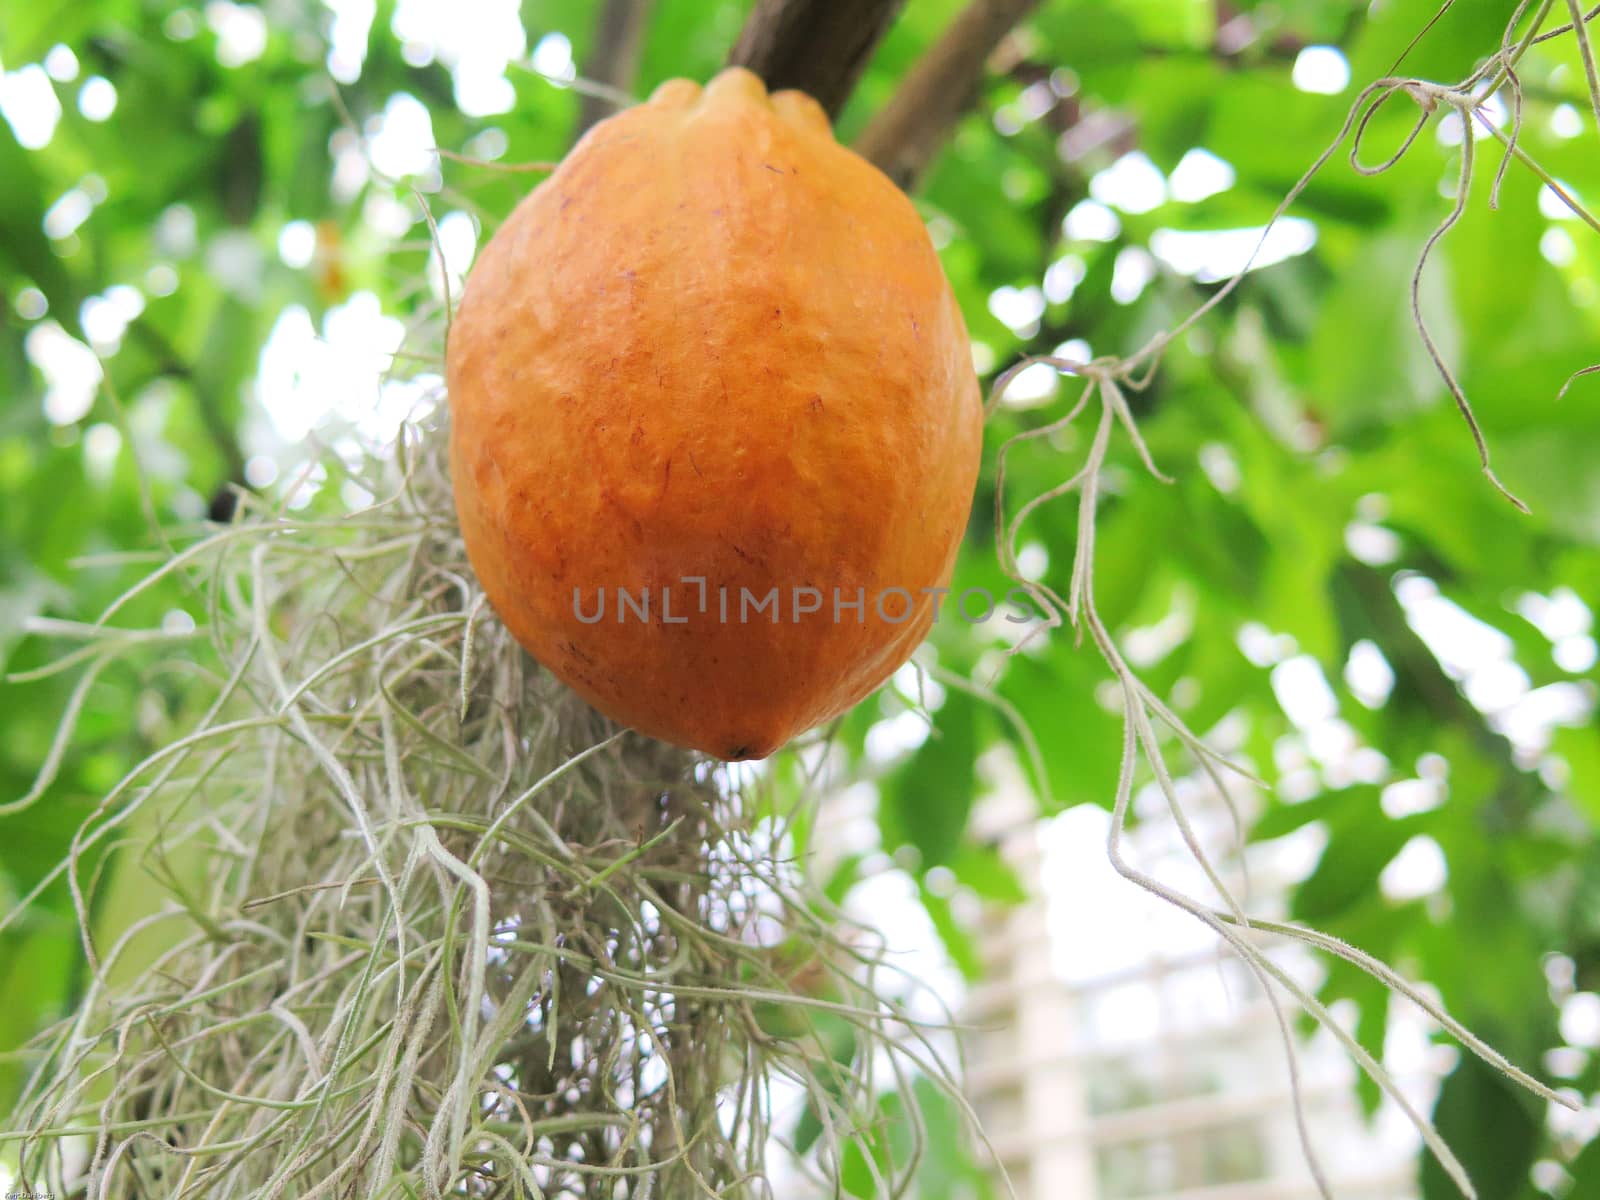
[949,842,1027,904]
[996,646,1123,815]
[880,691,981,868]
[907,1077,998,1199]
[919,881,982,980]
[1569,1130,1600,1190]
[1309,226,1462,437]
[788,1014,860,1154]
[1292,802,1432,924]
[1555,727,1600,825]
[1249,787,1347,843]
[1419,1053,1540,1200]
[822,852,864,906]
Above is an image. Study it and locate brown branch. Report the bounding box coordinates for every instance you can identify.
[855,0,1043,191]
[573,0,657,141]
[726,0,907,119]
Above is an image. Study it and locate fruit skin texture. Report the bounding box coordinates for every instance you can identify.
[447,67,982,760]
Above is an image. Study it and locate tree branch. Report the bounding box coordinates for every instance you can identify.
[726,0,907,119]
[573,0,657,141]
[854,0,1043,191]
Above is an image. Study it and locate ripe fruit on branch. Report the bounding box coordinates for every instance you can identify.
[447,67,982,760]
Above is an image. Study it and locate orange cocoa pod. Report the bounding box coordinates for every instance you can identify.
[447,67,982,760]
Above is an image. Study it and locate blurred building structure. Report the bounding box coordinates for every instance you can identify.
[963,780,1448,1200]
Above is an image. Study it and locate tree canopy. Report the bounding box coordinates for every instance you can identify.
[2,0,1598,1195]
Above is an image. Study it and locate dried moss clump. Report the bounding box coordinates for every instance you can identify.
[4,416,943,1198]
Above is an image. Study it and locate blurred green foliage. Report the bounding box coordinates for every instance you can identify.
[2,0,1598,1195]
